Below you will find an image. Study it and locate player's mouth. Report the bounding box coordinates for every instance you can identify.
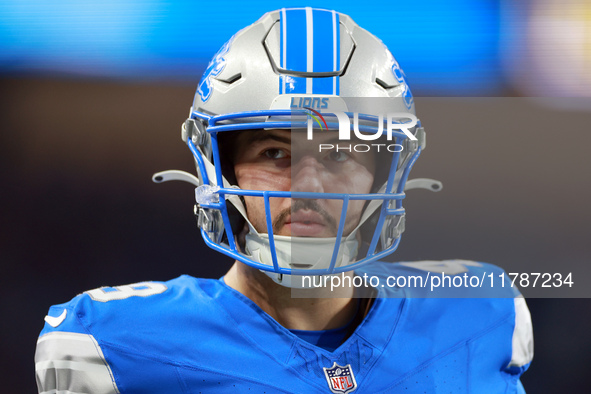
[285,210,328,237]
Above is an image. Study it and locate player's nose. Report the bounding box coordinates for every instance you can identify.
[291,155,324,193]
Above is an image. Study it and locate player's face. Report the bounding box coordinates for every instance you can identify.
[233,129,376,237]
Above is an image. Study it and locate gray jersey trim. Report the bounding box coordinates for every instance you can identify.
[35,332,120,394]
[508,296,534,367]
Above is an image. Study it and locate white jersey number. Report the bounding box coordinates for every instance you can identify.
[85,282,167,302]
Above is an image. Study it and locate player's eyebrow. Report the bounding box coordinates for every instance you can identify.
[244,130,291,145]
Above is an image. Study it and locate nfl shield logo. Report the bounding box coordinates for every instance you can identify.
[323,362,358,393]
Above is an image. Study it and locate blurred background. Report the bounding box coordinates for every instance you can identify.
[1,0,590,392]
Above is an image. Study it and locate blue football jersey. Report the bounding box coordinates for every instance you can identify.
[35,260,533,393]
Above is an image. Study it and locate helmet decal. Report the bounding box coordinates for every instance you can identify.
[392,61,414,110]
[197,37,233,102]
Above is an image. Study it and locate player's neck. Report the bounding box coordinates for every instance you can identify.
[224,262,358,331]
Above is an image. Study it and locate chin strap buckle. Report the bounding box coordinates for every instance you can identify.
[403,126,426,153]
[381,214,406,249]
[182,118,207,144]
[196,205,223,243]
[195,184,220,205]
[182,118,212,160]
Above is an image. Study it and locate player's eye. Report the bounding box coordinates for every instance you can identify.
[328,151,349,162]
[263,148,287,159]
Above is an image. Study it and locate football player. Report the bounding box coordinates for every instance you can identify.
[35,8,533,393]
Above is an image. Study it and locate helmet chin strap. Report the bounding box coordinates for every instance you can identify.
[244,225,360,289]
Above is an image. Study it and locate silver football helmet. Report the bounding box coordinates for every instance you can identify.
[154,8,441,287]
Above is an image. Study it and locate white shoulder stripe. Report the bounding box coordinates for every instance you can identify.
[44,309,67,328]
[509,296,534,367]
[36,360,111,374]
[37,331,96,345]
[35,332,119,394]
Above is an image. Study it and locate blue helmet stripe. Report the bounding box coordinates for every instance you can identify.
[279,8,341,95]
[280,8,307,94]
[312,9,334,74]
[281,75,307,94]
[305,7,314,93]
[310,75,332,93]
[284,9,307,74]
[311,9,334,95]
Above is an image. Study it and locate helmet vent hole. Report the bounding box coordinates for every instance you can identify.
[375,78,395,90]
[219,73,242,85]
